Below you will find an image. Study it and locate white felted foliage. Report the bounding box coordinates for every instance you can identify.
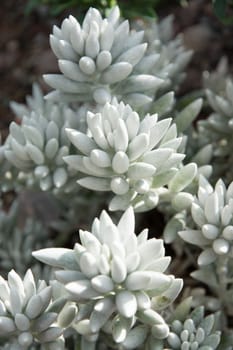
[44,6,165,108]
[64,99,196,212]
[179,176,233,265]
[196,70,233,185]
[166,306,221,350]
[5,95,84,195]
[133,15,193,95]
[33,207,183,346]
[0,269,64,349]
[199,77,233,150]
[10,83,55,120]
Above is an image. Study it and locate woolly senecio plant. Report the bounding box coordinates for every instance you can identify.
[33,207,183,349]
[179,175,233,265]
[44,6,166,108]
[64,98,197,212]
[0,269,64,349]
[1,3,231,350]
[166,299,221,350]
[4,89,84,194]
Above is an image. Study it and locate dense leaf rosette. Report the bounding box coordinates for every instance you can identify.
[64,99,197,212]
[44,6,165,108]
[133,15,192,94]
[5,87,85,194]
[166,306,221,350]
[197,61,233,183]
[200,72,233,150]
[179,176,233,265]
[33,207,183,345]
[0,269,64,349]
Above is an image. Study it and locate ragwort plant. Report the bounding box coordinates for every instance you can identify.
[1,4,233,349]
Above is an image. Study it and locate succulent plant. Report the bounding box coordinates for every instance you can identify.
[5,92,85,195]
[64,98,197,212]
[33,207,183,347]
[43,6,168,109]
[199,79,233,150]
[133,15,192,94]
[0,269,64,349]
[179,176,233,265]
[166,306,221,350]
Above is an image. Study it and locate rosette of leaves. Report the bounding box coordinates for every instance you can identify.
[10,84,54,120]
[199,77,233,151]
[64,99,197,212]
[203,57,229,95]
[43,6,165,109]
[179,175,233,265]
[0,269,64,349]
[4,97,84,195]
[10,83,89,134]
[73,320,167,350]
[162,138,213,245]
[165,298,221,350]
[33,207,183,348]
[133,15,193,95]
[197,69,233,183]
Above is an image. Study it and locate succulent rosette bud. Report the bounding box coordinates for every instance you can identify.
[166,306,221,350]
[43,6,164,108]
[179,176,233,265]
[198,77,233,155]
[196,71,233,183]
[5,96,85,195]
[33,207,183,345]
[0,269,64,349]
[64,99,197,212]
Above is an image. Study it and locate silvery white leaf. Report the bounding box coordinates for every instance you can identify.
[198,249,216,266]
[102,62,133,84]
[178,230,209,246]
[58,60,89,82]
[111,256,127,284]
[112,315,132,343]
[0,316,16,333]
[31,312,57,332]
[78,177,111,191]
[90,298,114,332]
[32,248,78,270]
[151,323,170,339]
[204,192,220,225]
[175,98,203,133]
[122,325,148,349]
[22,125,44,149]
[96,51,112,71]
[137,309,165,326]
[36,327,63,342]
[116,44,147,66]
[168,163,197,193]
[116,290,137,318]
[26,143,44,165]
[57,303,77,328]
[91,275,114,293]
[45,139,59,159]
